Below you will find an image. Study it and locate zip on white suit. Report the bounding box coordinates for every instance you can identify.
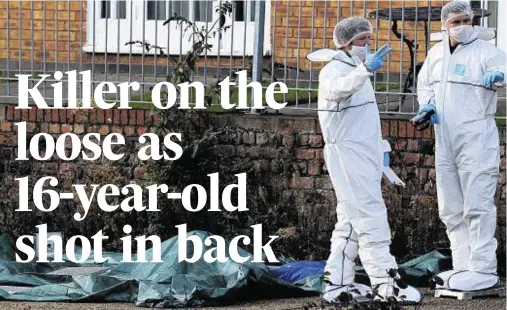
[417,27,506,291]
[317,50,397,287]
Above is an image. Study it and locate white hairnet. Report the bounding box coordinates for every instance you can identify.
[333,16,373,49]
[441,1,474,26]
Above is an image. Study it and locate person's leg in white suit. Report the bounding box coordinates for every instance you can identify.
[323,143,422,304]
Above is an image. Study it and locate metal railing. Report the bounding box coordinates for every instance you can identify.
[0,0,505,121]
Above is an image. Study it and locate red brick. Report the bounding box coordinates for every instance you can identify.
[37,109,44,122]
[74,124,85,135]
[21,109,29,121]
[291,175,314,189]
[382,123,389,138]
[424,155,434,167]
[134,127,146,136]
[98,125,110,135]
[262,147,279,159]
[256,132,269,145]
[423,128,432,138]
[52,109,59,122]
[299,135,309,146]
[40,123,49,133]
[121,110,128,125]
[59,110,66,122]
[292,118,316,133]
[124,126,136,137]
[87,125,99,134]
[396,140,407,150]
[49,124,60,134]
[26,122,37,133]
[0,122,12,132]
[315,122,322,134]
[7,106,14,120]
[295,148,315,159]
[403,153,421,165]
[97,109,105,124]
[398,121,406,137]
[389,120,398,137]
[406,122,415,138]
[315,177,333,190]
[74,110,87,123]
[112,126,123,134]
[428,169,436,180]
[282,134,295,147]
[407,139,419,152]
[0,135,8,145]
[29,107,37,121]
[61,125,73,133]
[137,111,144,125]
[14,108,20,121]
[113,110,121,124]
[309,135,323,148]
[67,110,74,123]
[128,111,137,125]
[315,149,324,160]
[89,110,98,125]
[415,127,422,138]
[308,161,321,175]
[105,110,113,123]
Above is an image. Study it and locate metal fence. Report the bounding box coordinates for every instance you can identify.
[0,0,505,121]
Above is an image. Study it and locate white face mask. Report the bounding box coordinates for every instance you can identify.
[349,45,366,61]
[449,25,474,43]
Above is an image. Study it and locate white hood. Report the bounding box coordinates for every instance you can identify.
[430,26,496,42]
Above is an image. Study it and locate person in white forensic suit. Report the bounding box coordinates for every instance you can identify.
[314,16,422,305]
[416,0,506,292]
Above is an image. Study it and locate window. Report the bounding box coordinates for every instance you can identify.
[99,0,126,19]
[468,0,504,51]
[84,0,271,56]
[234,0,255,22]
[469,0,497,28]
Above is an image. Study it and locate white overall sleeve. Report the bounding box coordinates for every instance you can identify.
[320,63,373,102]
[484,48,507,87]
[417,51,435,108]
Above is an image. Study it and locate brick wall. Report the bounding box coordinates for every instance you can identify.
[0,0,450,74]
[0,0,252,69]
[0,1,84,63]
[268,0,449,73]
[0,104,505,271]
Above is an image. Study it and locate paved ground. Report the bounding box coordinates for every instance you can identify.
[0,288,505,310]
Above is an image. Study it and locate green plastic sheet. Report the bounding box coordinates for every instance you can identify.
[0,231,451,307]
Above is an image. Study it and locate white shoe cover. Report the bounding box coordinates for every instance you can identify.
[323,283,372,304]
[434,270,500,291]
[374,283,422,304]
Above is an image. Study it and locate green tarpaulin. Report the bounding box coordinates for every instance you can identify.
[0,231,451,307]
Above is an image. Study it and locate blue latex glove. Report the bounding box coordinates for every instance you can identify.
[364,44,393,72]
[383,152,390,167]
[481,71,504,88]
[417,103,439,124]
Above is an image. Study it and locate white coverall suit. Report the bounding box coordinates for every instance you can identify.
[417,28,506,291]
[318,50,397,288]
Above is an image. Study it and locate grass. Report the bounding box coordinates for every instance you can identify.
[495,111,506,126]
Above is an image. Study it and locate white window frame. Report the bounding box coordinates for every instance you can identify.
[83,0,271,57]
